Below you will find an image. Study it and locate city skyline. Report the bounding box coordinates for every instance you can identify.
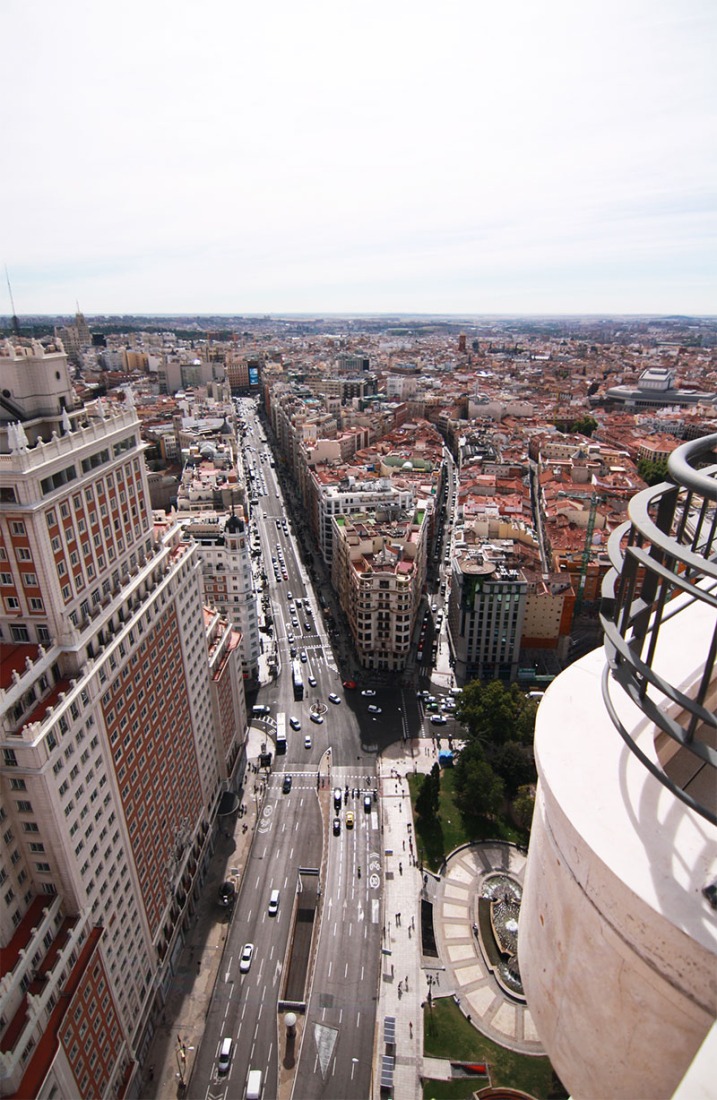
[4,0,716,316]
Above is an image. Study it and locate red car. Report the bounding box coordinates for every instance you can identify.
[342,680,357,690]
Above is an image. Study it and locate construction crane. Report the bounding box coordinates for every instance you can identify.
[557,490,604,614]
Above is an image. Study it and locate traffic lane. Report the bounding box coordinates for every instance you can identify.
[195,774,322,1097]
[227,776,323,1094]
[295,804,380,1099]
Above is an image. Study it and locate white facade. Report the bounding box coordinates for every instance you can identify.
[520,599,717,1099]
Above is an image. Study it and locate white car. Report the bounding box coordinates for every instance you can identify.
[239,943,254,973]
[308,675,317,687]
[289,716,301,730]
[430,714,448,725]
[361,689,376,697]
[328,693,341,705]
[368,704,382,714]
[304,735,312,749]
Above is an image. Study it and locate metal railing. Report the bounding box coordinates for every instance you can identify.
[600,434,717,825]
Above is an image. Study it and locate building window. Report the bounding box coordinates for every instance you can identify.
[11,521,26,536]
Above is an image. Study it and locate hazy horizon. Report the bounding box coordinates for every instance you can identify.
[4,0,715,316]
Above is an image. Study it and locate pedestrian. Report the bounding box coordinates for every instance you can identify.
[409,1021,413,1038]
[402,840,406,851]
[399,862,403,875]
[405,976,409,989]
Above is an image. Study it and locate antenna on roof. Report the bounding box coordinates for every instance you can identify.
[5,266,20,338]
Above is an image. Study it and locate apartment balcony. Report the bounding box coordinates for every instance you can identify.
[519,435,717,1100]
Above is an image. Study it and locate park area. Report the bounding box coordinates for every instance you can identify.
[422,998,565,1100]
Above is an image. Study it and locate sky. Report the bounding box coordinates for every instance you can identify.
[3,0,716,316]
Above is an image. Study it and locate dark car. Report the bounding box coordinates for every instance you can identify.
[219,880,236,907]
[332,817,341,836]
[282,775,292,793]
[363,794,372,813]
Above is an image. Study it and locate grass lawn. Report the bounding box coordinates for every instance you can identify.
[408,768,525,872]
[422,1078,483,1100]
[423,997,562,1099]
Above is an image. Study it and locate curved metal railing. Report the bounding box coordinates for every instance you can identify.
[600,434,717,826]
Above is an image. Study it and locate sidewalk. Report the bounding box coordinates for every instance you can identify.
[374,739,436,1100]
[142,729,268,1099]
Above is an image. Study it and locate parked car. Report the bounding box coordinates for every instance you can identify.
[218,879,236,907]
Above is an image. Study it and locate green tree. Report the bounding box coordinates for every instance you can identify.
[569,415,598,437]
[453,741,505,818]
[491,741,536,797]
[455,680,536,748]
[512,785,536,831]
[637,456,669,486]
[416,769,438,821]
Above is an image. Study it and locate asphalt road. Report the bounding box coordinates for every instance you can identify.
[192,403,459,1099]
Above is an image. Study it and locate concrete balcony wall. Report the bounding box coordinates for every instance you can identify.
[520,640,717,1099]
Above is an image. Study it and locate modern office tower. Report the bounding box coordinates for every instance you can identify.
[0,339,239,1098]
[332,510,427,671]
[448,545,528,683]
[519,436,717,1099]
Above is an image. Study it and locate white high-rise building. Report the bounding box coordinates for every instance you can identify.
[519,435,717,1099]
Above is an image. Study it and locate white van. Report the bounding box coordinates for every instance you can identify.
[268,889,280,915]
[246,1069,263,1099]
[217,1037,232,1075]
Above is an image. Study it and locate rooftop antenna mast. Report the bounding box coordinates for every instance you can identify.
[5,266,20,338]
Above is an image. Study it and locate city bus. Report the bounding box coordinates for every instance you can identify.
[275,712,287,754]
[291,659,304,701]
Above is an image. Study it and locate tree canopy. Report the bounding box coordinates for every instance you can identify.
[453,681,538,818]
